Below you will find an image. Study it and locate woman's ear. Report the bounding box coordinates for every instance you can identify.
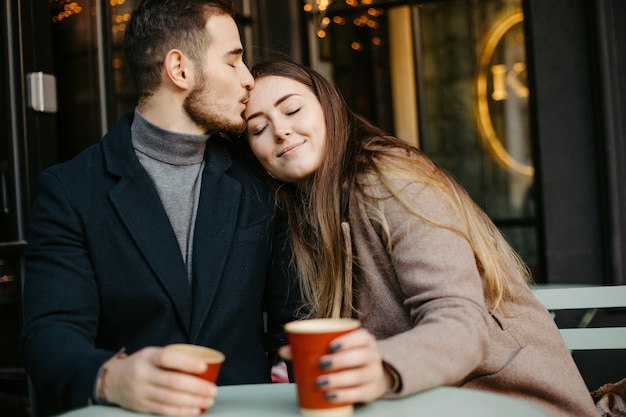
[163,49,193,90]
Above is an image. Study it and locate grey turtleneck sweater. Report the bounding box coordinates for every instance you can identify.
[131,109,207,283]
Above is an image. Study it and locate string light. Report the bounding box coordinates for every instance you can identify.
[303,0,384,46]
[49,0,83,23]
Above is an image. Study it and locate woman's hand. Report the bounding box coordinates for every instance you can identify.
[280,328,395,404]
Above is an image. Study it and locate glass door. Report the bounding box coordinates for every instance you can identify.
[50,0,111,161]
[303,0,540,279]
[416,0,537,276]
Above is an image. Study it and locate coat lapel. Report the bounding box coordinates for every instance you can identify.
[189,139,241,341]
[103,116,193,334]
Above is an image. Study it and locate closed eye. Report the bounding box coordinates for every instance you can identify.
[251,124,267,136]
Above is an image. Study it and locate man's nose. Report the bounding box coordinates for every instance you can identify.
[241,66,254,90]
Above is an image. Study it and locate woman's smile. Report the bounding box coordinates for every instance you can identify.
[277,140,306,157]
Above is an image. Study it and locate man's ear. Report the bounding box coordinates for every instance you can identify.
[163,49,193,90]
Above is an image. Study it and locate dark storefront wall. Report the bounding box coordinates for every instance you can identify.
[523,0,626,390]
[2,1,57,416]
[525,0,626,286]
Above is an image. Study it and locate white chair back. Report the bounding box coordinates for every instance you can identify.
[532,285,626,350]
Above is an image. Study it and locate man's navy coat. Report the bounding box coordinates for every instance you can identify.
[21,114,299,417]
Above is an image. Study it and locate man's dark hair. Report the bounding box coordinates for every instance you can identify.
[125,0,236,101]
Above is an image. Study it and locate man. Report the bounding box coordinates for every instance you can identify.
[21,1,298,416]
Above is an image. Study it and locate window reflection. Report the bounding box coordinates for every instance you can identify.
[305,0,539,278]
[49,0,101,162]
[418,0,538,277]
[109,0,138,120]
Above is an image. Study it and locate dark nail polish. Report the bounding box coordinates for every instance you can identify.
[319,359,332,370]
[316,378,329,388]
[325,392,337,401]
[329,343,341,353]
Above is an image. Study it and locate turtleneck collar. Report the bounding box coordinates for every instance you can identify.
[131,108,208,166]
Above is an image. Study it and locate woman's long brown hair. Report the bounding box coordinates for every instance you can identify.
[248,60,531,319]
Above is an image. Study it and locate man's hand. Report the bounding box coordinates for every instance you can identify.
[99,346,217,416]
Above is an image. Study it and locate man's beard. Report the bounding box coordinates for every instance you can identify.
[183,72,246,135]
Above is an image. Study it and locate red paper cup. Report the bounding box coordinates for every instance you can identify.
[164,344,225,413]
[285,318,361,417]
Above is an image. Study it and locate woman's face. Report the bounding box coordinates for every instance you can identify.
[244,75,326,184]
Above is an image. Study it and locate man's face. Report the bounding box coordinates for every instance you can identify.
[183,14,254,134]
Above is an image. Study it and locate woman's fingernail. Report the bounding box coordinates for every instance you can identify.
[329,343,341,353]
[319,359,332,370]
[325,392,337,401]
[316,378,329,388]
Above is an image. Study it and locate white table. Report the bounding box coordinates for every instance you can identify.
[57,383,550,417]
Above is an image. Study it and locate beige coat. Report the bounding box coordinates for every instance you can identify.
[344,179,598,417]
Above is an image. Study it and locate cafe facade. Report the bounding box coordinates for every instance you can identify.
[1,0,625,415]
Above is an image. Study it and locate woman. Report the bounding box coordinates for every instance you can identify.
[242,59,598,417]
